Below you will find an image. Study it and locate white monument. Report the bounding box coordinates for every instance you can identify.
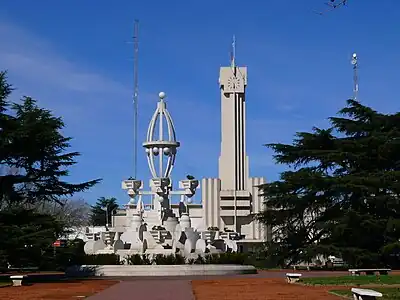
[84,41,268,257]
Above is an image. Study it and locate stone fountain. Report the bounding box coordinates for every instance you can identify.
[84,92,238,260]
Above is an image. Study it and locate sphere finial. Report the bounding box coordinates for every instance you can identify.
[351,52,358,65]
[159,92,166,99]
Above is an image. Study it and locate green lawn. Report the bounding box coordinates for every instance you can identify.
[330,288,400,299]
[0,282,11,287]
[301,275,400,286]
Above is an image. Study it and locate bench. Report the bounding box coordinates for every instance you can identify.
[351,288,382,300]
[10,275,26,287]
[349,268,391,276]
[285,273,302,283]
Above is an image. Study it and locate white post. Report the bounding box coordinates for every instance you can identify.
[105,205,108,228]
[159,102,163,178]
[234,188,237,232]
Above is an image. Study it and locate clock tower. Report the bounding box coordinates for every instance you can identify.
[201,37,267,242]
[218,47,248,191]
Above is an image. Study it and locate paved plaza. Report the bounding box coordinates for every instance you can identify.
[87,271,348,300]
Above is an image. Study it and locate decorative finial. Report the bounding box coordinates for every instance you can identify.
[159,91,166,100]
[351,52,357,65]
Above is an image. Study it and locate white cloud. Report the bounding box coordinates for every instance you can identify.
[0,20,141,201]
[0,22,127,94]
[0,21,140,140]
[1,52,127,94]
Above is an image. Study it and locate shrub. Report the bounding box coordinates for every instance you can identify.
[222,253,247,264]
[27,238,87,271]
[187,255,204,264]
[79,252,251,266]
[82,254,120,265]
[125,254,151,265]
[203,254,219,264]
[309,265,349,271]
[152,254,185,265]
[187,253,250,265]
[174,254,186,264]
[125,254,186,265]
[194,252,252,265]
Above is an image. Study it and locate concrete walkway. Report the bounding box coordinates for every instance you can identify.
[87,279,195,300]
[87,271,349,299]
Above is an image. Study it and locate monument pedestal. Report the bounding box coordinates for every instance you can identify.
[97,248,115,255]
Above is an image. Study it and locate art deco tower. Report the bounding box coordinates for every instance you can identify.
[201,38,267,244]
[218,46,248,191]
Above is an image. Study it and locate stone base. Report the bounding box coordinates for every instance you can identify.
[66,264,257,277]
[144,249,174,256]
[97,249,115,255]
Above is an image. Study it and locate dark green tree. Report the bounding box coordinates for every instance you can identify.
[0,71,100,207]
[257,99,400,268]
[0,71,101,267]
[90,197,119,226]
[0,208,64,268]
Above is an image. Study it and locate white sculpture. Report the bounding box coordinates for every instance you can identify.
[84,92,238,259]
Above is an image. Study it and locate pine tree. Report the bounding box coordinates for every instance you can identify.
[90,197,119,226]
[257,99,400,268]
[0,71,100,207]
[0,71,101,267]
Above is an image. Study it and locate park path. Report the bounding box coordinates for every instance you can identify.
[86,271,351,300]
[87,279,194,300]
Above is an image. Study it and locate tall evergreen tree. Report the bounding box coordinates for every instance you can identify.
[257,99,400,268]
[0,71,101,267]
[90,197,119,226]
[0,71,100,207]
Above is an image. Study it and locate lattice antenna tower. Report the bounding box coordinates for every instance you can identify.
[133,20,139,178]
[351,52,358,100]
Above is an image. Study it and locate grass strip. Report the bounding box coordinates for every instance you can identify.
[302,275,400,286]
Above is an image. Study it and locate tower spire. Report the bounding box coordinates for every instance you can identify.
[230,35,236,69]
[351,52,359,100]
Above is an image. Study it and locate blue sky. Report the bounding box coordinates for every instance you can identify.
[0,0,399,205]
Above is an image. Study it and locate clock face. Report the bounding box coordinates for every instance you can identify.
[227,76,241,91]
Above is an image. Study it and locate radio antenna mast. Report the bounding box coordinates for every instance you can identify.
[133,20,139,178]
[351,52,358,100]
